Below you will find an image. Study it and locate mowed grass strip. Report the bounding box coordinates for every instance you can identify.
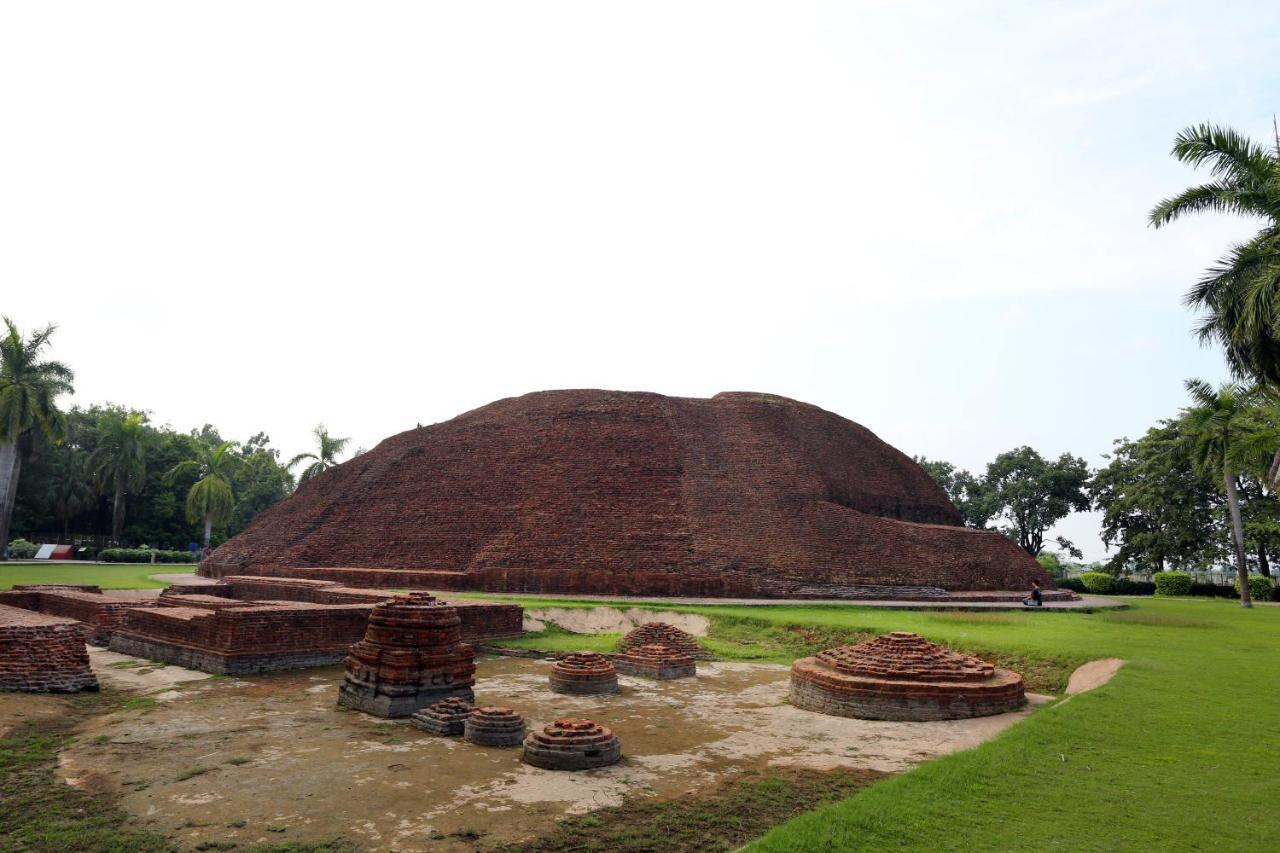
[0,562,188,590]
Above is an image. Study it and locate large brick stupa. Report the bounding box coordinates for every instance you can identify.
[203,390,1051,599]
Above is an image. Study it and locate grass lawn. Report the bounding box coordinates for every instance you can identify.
[0,562,191,591]
[472,595,1280,851]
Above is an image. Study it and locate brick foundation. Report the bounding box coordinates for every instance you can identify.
[0,585,151,645]
[0,604,99,693]
[548,652,618,695]
[522,718,622,771]
[613,644,697,680]
[465,707,526,747]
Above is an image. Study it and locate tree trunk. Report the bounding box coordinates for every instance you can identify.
[1258,546,1271,578]
[111,479,126,544]
[1224,471,1252,608]
[0,443,21,560]
[203,514,212,547]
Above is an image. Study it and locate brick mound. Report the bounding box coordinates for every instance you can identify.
[0,604,99,693]
[613,644,697,680]
[202,390,1053,599]
[410,696,475,736]
[621,622,709,660]
[337,592,476,717]
[789,632,1025,721]
[549,652,618,695]
[464,706,526,747]
[522,718,622,771]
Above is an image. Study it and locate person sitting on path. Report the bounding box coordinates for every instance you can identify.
[1023,580,1043,607]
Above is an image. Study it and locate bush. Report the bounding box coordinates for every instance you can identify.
[1080,571,1114,594]
[1154,571,1193,596]
[1189,582,1237,599]
[98,547,195,564]
[1110,578,1156,596]
[1056,577,1086,593]
[7,538,38,559]
[1236,575,1275,602]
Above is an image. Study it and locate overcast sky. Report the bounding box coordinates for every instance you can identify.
[4,2,1279,560]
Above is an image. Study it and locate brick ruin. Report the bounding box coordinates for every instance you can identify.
[337,593,477,717]
[0,580,520,676]
[549,652,618,695]
[411,696,475,736]
[789,632,1025,721]
[465,706,527,747]
[613,644,697,680]
[522,718,622,771]
[621,622,709,660]
[0,604,99,693]
[203,390,1056,599]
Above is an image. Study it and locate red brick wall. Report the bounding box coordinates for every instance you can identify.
[0,604,98,692]
[0,586,150,643]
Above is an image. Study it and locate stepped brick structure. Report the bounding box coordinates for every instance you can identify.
[0,585,150,645]
[789,632,1025,721]
[410,696,475,736]
[549,652,618,695]
[465,706,526,747]
[0,604,99,693]
[202,390,1054,600]
[522,718,622,771]
[613,644,697,680]
[621,622,709,660]
[337,593,476,717]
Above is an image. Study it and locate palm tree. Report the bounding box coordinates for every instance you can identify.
[1177,379,1276,608]
[0,317,74,559]
[287,424,350,485]
[1150,124,1280,387]
[165,440,239,547]
[89,412,148,543]
[50,450,95,542]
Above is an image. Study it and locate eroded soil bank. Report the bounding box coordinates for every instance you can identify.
[56,655,1045,851]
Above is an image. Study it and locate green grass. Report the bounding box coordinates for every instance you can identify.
[0,562,191,590]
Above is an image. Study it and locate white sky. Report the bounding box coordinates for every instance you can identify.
[3,2,1278,560]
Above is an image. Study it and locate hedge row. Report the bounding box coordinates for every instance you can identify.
[1056,576,1156,596]
[98,548,196,564]
[1057,573,1279,600]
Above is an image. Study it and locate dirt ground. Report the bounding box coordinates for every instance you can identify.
[522,607,710,635]
[49,654,1049,851]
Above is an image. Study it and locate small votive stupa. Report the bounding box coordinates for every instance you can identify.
[621,622,709,659]
[789,631,1025,721]
[410,696,475,736]
[336,592,476,717]
[549,652,619,695]
[522,718,622,771]
[464,706,527,747]
[613,643,696,680]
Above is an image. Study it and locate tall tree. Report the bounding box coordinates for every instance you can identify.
[287,424,350,485]
[983,447,1091,558]
[50,449,95,542]
[0,317,74,558]
[89,411,148,543]
[165,440,239,546]
[912,456,993,528]
[1176,379,1276,607]
[1150,123,1280,390]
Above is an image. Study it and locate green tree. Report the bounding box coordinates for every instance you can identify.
[1090,423,1224,573]
[983,447,1091,558]
[912,456,993,528]
[165,440,239,546]
[1150,123,1280,389]
[89,411,148,543]
[287,424,350,485]
[229,434,293,535]
[0,318,74,558]
[1176,379,1278,607]
[49,449,95,542]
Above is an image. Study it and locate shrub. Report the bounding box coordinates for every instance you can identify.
[1236,575,1275,602]
[1110,578,1156,596]
[7,538,38,559]
[1055,577,1086,593]
[1189,582,1237,599]
[98,547,195,564]
[1080,572,1114,594]
[1154,571,1193,596]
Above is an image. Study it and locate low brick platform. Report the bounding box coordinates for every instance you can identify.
[337,593,476,717]
[621,622,709,660]
[613,644,697,680]
[789,632,1025,721]
[0,604,99,693]
[549,652,618,695]
[465,706,526,747]
[522,718,622,771]
[410,697,475,736]
[0,585,151,645]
